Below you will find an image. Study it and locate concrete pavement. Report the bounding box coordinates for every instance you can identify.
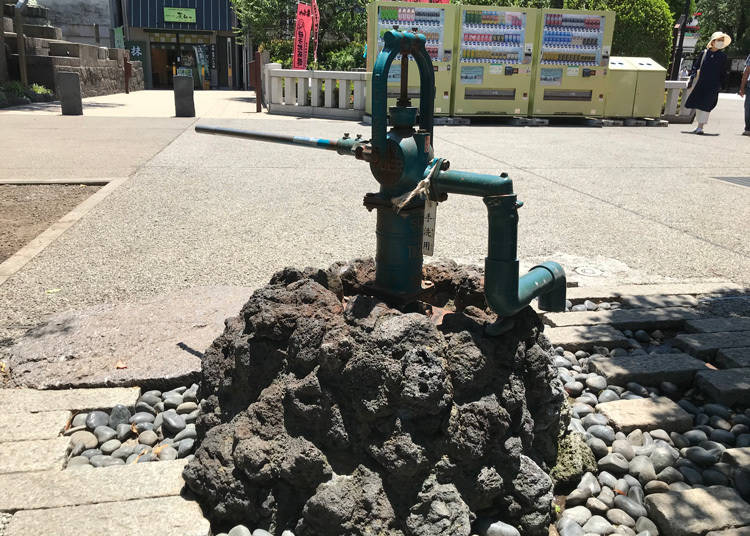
[0,90,748,350]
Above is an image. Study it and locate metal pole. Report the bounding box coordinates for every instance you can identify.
[120,0,130,41]
[670,0,692,80]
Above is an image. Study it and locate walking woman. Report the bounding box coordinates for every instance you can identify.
[685,31,731,135]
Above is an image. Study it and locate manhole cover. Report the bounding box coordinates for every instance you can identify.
[574,266,603,277]
[712,177,750,188]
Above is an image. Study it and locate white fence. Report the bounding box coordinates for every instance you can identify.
[262,65,696,124]
[264,63,367,120]
[663,80,696,123]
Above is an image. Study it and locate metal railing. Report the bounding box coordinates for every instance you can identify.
[663,80,696,123]
[264,63,367,120]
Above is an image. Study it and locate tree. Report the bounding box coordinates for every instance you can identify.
[231,0,368,47]
[232,0,295,45]
[695,0,749,52]
[565,0,674,65]
[665,0,696,21]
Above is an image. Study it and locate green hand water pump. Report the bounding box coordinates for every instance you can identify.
[196,30,566,324]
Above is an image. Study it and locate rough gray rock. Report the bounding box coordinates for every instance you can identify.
[183,260,566,535]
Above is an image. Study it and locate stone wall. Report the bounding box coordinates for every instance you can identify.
[45,0,112,47]
[8,55,144,97]
[56,59,144,97]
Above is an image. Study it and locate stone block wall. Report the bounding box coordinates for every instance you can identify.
[7,54,144,96]
[53,59,144,97]
[45,0,111,47]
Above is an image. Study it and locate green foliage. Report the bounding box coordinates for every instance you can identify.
[565,0,674,65]
[324,41,366,71]
[231,0,368,46]
[30,83,51,95]
[0,90,7,108]
[665,0,696,20]
[259,38,365,71]
[260,39,294,68]
[695,0,749,52]
[1,80,25,98]
[232,0,293,45]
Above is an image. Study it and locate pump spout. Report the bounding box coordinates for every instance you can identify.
[431,168,566,319]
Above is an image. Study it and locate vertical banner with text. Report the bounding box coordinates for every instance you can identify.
[292,3,313,70]
[311,0,320,63]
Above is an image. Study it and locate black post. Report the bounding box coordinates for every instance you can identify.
[670,0,692,80]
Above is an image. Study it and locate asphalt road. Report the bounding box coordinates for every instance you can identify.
[0,91,748,347]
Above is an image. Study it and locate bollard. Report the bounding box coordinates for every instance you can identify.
[56,71,83,116]
[173,75,195,117]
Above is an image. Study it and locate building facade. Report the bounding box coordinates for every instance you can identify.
[123,0,245,89]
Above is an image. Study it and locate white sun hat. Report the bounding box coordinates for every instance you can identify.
[707,31,732,49]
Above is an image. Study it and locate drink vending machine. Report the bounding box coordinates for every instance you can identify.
[453,6,539,116]
[531,9,615,117]
[366,1,458,116]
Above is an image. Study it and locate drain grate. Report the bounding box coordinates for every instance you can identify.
[712,176,750,188]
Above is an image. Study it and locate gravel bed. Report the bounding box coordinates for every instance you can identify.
[565,299,621,312]
[33,321,747,536]
[64,384,201,469]
[0,513,12,536]
[553,327,749,536]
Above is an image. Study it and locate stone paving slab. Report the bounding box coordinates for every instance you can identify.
[565,283,746,301]
[620,294,699,309]
[0,387,140,413]
[0,459,188,511]
[595,397,693,433]
[696,368,750,407]
[673,331,750,360]
[545,325,630,351]
[716,348,750,369]
[685,317,750,333]
[720,447,750,468]
[707,528,750,536]
[544,307,703,329]
[645,486,750,536]
[0,410,70,443]
[0,437,68,474]
[8,287,252,390]
[589,353,708,388]
[7,496,210,536]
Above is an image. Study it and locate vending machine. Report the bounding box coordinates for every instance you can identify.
[452,6,539,116]
[366,1,458,116]
[531,9,615,117]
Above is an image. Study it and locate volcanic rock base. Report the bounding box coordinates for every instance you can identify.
[184,259,567,535]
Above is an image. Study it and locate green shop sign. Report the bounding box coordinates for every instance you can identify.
[164,7,196,23]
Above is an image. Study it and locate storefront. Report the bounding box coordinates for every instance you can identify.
[123,0,243,90]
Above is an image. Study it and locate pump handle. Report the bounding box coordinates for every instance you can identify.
[371,31,435,157]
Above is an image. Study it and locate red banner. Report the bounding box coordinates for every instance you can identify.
[292,2,313,70]
[311,0,320,63]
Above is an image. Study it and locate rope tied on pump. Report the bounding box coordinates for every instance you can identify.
[391,158,443,213]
